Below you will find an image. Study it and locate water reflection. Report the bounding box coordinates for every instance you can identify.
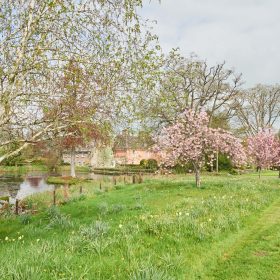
[0,171,137,202]
[0,173,55,203]
[15,177,54,200]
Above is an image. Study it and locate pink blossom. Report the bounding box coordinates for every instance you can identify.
[247,129,280,171]
[155,109,246,187]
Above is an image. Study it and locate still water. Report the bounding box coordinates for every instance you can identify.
[0,171,118,203]
[0,172,54,203]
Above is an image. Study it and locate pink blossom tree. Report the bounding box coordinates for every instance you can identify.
[276,142,280,178]
[247,129,280,178]
[155,109,246,187]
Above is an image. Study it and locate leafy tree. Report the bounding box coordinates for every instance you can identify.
[49,60,109,177]
[0,0,161,163]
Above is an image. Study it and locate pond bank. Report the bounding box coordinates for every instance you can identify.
[0,164,91,174]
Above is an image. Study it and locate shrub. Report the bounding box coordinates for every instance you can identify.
[205,153,233,171]
[228,169,239,175]
[172,163,193,174]
[140,159,158,170]
[0,154,23,166]
[218,154,233,171]
[30,158,45,165]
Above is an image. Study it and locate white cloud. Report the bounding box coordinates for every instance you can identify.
[141,0,280,87]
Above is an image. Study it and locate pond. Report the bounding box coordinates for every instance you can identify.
[0,171,131,203]
[0,172,54,204]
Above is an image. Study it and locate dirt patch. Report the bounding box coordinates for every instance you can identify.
[253,250,269,257]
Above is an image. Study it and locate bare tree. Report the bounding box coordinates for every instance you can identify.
[231,84,280,136]
[142,50,242,128]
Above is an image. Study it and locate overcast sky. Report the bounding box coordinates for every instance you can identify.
[141,0,280,87]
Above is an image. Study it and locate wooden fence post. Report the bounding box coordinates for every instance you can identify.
[99,182,102,190]
[132,175,136,184]
[138,173,143,184]
[63,184,69,199]
[79,186,83,194]
[113,177,116,185]
[15,199,19,215]
[53,189,56,205]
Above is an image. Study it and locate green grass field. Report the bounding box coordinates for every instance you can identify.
[0,172,280,279]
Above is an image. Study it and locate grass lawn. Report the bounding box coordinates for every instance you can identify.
[0,164,91,174]
[0,172,280,279]
[46,176,89,185]
[0,164,48,173]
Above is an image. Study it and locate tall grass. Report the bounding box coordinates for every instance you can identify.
[0,172,280,279]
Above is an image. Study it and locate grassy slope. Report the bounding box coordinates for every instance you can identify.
[0,172,280,279]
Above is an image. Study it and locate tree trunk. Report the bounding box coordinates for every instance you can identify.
[216,151,219,173]
[258,168,261,179]
[193,165,201,188]
[70,147,76,178]
[278,169,280,179]
[195,169,201,188]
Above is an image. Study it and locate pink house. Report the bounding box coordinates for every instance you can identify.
[113,131,161,165]
[114,148,160,165]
